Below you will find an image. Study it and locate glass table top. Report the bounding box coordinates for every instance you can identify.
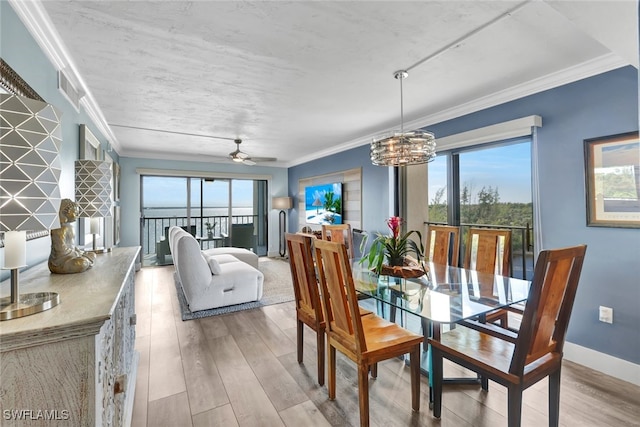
[352,261,530,324]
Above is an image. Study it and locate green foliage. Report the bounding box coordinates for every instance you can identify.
[323,191,341,213]
[601,169,637,198]
[428,183,534,252]
[360,217,425,275]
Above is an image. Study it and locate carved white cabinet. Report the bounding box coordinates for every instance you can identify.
[0,247,140,426]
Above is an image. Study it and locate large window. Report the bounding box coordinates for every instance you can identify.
[428,138,534,279]
[141,175,267,266]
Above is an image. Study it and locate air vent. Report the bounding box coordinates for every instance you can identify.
[58,69,83,111]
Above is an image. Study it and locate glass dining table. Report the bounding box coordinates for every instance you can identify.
[351,260,530,386]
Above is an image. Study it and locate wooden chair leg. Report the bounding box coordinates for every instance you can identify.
[296,320,303,363]
[432,347,443,419]
[549,367,561,427]
[370,363,377,379]
[507,385,523,427]
[328,345,336,400]
[358,364,370,427]
[316,329,325,386]
[410,346,420,412]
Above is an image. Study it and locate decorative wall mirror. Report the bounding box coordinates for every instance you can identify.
[0,58,50,247]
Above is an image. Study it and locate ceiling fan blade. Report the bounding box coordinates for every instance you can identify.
[250,157,277,162]
[236,151,250,160]
[242,159,257,166]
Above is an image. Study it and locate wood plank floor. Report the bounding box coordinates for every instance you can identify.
[132,265,640,427]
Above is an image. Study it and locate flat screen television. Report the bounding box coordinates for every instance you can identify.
[305,182,343,225]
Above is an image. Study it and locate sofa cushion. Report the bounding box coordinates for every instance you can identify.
[202,247,259,269]
[175,234,212,303]
[203,253,222,275]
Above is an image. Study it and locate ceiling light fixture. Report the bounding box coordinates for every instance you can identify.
[371,70,436,166]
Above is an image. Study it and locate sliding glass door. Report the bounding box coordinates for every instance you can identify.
[141,175,267,267]
[427,138,534,279]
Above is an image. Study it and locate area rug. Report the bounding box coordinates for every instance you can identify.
[175,257,294,320]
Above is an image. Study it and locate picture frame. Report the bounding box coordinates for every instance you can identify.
[80,124,101,161]
[113,162,121,202]
[584,131,640,228]
[114,206,121,246]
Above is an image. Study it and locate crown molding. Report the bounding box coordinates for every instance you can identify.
[9,0,121,154]
[10,0,629,168]
[287,53,628,168]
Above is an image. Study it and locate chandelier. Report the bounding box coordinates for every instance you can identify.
[371,70,436,166]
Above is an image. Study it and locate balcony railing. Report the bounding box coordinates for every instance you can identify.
[425,221,534,280]
[143,214,257,255]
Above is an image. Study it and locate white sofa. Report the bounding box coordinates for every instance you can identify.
[169,227,264,312]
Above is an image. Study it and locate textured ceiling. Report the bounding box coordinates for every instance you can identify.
[38,0,638,167]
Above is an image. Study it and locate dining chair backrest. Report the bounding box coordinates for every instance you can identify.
[286,232,327,385]
[464,227,512,276]
[321,224,355,259]
[286,233,323,326]
[314,238,365,355]
[510,244,586,374]
[426,225,460,266]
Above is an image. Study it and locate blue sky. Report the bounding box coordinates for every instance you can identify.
[143,177,254,208]
[428,140,532,203]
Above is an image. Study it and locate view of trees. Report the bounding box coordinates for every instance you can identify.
[429,183,533,254]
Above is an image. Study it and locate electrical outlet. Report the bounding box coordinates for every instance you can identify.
[599,306,613,324]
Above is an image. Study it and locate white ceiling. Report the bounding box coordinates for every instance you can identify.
[30,1,639,167]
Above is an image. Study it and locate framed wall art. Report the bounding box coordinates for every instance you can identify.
[113,162,121,202]
[584,131,640,228]
[80,124,101,161]
[114,206,121,246]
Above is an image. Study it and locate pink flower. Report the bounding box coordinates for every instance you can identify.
[386,216,403,239]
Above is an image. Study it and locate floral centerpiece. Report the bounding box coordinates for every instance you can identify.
[360,216,426,277]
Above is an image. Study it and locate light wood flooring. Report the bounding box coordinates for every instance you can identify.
[132,265,640,427]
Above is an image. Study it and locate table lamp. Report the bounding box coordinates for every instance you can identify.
[0,93,62,320]
[272,196,293,257]
[75,159,112,253]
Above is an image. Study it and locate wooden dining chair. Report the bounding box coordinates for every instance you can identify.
[430,244,587,427]
[286,232,373,386]
[464,227,512,327]
[285,232,326,386]
[313,239,423,427]
[425,224,460,266]
[321,224,355,259]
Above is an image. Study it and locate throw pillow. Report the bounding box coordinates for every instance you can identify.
[203,253,222,275]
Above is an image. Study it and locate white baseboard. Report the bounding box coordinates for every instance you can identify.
[564,342,640,386]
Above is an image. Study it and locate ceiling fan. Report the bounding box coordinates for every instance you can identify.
[229,138,276,165]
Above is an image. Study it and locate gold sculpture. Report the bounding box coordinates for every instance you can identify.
[48,199,96,274]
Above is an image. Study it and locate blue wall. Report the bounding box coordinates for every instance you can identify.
[0,3,111,280]
[288,144,390,235]
[289,67,639,364]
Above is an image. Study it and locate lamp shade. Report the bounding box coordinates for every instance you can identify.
[272,196,293,210]
[0,94,62,232]
[75,160,112,218]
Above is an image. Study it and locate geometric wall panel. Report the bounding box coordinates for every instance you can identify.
[0,94,62,232]
[75,160,112,218]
